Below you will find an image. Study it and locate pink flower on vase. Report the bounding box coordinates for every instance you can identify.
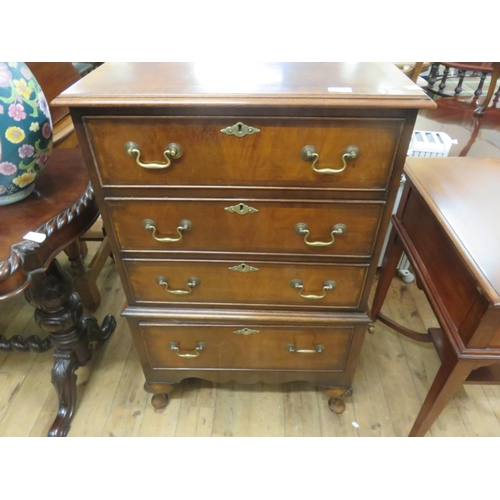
[0,162,18,176]
[42,122,51,139]
[36,152,49,166]
[0,186,7,195]
[0,63,12,88]
[0,105,4,114]
[18,144,35,158]
[39,90,50,118]
[21,66,32,80]
[8,103,27,121]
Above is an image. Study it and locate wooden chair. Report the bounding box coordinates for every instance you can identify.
[26,62,111,311]
[394,62,429,85]
[425,62,500,115]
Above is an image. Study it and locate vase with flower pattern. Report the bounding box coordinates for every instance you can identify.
[0,62,53,206]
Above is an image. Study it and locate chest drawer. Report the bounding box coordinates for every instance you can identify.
[401,187,488,345]
[140,323,355,372]
[108,198,384,258]
[84,116,403,189]
[124,259,368,309]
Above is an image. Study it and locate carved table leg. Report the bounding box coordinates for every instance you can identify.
[321,387,353,414]
[144,382,177,410]
[64,239,101,312]
[24,259,116,437]
[50,350,80,437]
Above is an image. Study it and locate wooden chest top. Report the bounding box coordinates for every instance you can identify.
[405,157,500,306]
[52,62,435,109]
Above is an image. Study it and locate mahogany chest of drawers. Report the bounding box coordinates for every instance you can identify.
[55,63,434,414]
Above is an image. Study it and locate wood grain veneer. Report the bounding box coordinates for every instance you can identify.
[84,116,403,189]
[123,258,369,309]
[107,198,384,258]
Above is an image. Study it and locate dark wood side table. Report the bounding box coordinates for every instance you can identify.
[0,148,116,437]
[371,156,500,437]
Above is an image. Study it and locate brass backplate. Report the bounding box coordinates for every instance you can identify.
[220,122,260,137]
[233,328,260,335]
[224,203,259,215]
[228,263,259,273]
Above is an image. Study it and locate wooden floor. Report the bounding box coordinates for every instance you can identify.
[2,243,500,437]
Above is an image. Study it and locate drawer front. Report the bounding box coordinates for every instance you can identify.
[124,259,368,308]
[85,116,403,189]
[108,198,384,257]
[140,323,355,371]
[401,189,487,345]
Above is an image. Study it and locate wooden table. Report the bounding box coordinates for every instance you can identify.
[0,148,116,437]
[371,156,500,437]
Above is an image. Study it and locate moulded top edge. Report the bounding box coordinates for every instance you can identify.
[52,62,436,110]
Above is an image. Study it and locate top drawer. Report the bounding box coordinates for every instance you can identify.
[84,117,403,190]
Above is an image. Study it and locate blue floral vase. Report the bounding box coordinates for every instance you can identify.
[0,62,53,205]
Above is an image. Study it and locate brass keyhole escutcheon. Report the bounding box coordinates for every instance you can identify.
[228,263,259,273]
[220,122,260,137]
[233,328,260,335]
[224,203,259,215]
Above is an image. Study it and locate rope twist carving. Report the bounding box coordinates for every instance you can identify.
[0,184,95,284]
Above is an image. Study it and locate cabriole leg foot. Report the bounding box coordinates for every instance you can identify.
[321,387,353,415]
[151,393,169,410]
[144,382,176,410]
[328,397,346,414]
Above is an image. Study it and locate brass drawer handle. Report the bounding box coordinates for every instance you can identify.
[294,223,347,247]
[142,219,193,243]
[168,341,206,358]
[301,145,360,174]
[124,141,183,169]
[156,276,200,295]
[290,279,336,300]
[287,343,325,354]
